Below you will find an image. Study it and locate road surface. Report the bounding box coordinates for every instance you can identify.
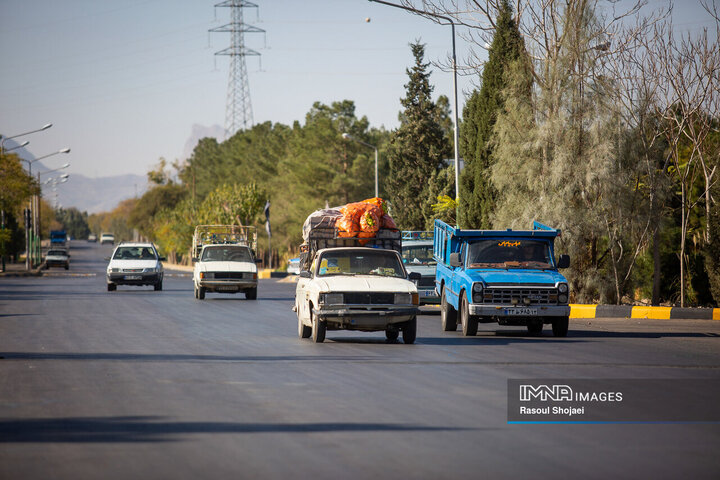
[1,241,719,479]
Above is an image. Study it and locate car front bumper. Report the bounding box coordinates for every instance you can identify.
[312,306,420,330]
[198,279,257,292]
[108,272,162,286]
[469,304,570,318]
[46,260,68,267]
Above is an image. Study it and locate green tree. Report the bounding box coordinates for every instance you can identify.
[129,184,187,238]
[54,207,90,239]
[459,0,529,229]
[386,42,451,230]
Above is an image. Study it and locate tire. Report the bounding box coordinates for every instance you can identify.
[527,320,543,336]
[194,285,198,299]
[298,306,311,339]
[107,283,116,292]
[198,286,205,300]
[154,281,162,291]
[402,317,417,344]
[385,329,399,342]
[440,287,457,332]
[460,294,478,336]
[45,264,49,270]
[245,287,257,300]
[552,316,569,337]
[64,264,69,270]
[311,311,326,343]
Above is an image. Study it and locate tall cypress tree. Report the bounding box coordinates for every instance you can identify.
[459,0,528,228]
[386,42,451,230]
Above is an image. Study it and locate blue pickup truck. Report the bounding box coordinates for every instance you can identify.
[433,220,571,337]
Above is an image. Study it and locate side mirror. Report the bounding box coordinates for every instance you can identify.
[299,271,312,279]
[192,257,199,263]
[408,271,421,284]
[557,254,570,269]
[449,252,462,267]
[159,256,167,261]
[254,259,263,264]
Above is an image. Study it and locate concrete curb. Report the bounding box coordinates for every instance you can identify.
[570,304,720,320]
[0,266,45,277]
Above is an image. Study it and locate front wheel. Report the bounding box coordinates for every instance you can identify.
[460,294,478,336]
[311,311,326,343]
[198,286,205,300]
[402,317,417,344]
[107,283,116,292]
[245,287,257,300]
[298,308,311,339]
[154,281,162,291]
[552,316,569,337]
[441,288,457,332]
[385,328,399,342]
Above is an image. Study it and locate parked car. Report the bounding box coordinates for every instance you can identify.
[100,233,114,244]
[45,249,70,270]
[88,234,97,242]
[106,242,165,291]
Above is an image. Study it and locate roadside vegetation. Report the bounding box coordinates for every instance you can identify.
[2,0,718,307]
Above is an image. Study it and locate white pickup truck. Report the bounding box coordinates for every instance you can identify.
[192,225,258,300]
[294,225,421,344]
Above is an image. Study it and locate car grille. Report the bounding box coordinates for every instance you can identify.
[481,287,557,305]
[418,276,435,287]
[343,292,394,305]
[211,272,252,279]
[122,268,144,273]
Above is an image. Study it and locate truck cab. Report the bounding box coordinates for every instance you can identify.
[434,220,571,337]
[192,225,258,300]
[401,231,439,304]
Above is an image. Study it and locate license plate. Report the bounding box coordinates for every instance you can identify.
[419,290,435,297]
[124,275,142,280]
[503,307,537,316]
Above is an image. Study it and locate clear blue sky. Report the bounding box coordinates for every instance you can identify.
[0,0,713,180]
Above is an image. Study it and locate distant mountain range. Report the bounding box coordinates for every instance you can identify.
[5,124,223,214]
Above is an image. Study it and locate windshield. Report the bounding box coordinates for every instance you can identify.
[317,250,405,278]
[112,246,157,260]
[47,250,66,256]
[466,239,553,269]
[201,245,252,262]
[402,244,436,265]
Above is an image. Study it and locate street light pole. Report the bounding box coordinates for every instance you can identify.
[0,123,52,155]
[342,133,379,197]
[22,149,70,269]
[368,0,460,223]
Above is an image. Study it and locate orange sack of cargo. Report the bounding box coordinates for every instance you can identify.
[361,197,387,215]
[381,214,397,230]
[359,209,380,233]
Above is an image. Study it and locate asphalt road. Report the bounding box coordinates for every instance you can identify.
[1,241,719,479]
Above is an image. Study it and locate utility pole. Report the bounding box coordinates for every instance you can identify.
[210,1,264,139]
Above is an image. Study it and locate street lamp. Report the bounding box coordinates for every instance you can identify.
[0,123,52,155]
[4,140,29,153]
[35,163,70,268]
[20,147,71,177]
[342,133,379,198]
[368,0,460,222]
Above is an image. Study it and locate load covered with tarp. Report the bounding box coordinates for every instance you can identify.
[302,198,398,243]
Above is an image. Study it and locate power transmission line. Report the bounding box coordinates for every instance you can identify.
[210,1,264,139]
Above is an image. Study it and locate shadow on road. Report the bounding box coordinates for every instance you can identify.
[0,352,382,363]
[0,416,481,443]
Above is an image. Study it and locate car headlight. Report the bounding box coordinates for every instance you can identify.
[319,293,344,305]
[144,267,156,273]
[200,272,214,279]
[394,293,412,304]
[472,282,483,303]
[558,283,568,293]
[109,268,119,273]
[558,294,568,304]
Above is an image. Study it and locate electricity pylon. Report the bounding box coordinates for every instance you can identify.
[210,1,264,139]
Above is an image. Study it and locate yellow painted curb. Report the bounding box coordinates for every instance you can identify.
[631,306,672,320]
[258,270,272,279]
[570,304,597,319]
[714,309,720,321]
